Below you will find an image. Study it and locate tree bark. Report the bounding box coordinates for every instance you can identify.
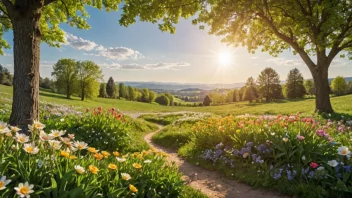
[311,65,333,113]
[9,7,42,129]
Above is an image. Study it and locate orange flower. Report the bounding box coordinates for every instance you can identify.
[94,153,104,160]
[60,150,70,158]
[108,163,117,170]
[89,165,99,174]
[88,147,98,154]
[101,151,111,158]
[113,151,120,157]
[129,184,138,193]
[132,163,142,169]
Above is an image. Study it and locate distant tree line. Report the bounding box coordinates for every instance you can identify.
[202,67,352,106]
[0,65,13,86]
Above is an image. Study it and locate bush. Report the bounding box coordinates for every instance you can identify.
[155,94,170,106]
[178,114,352,197]
[0,121,189,197]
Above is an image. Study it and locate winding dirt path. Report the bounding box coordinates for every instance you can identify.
[144,126,286,198]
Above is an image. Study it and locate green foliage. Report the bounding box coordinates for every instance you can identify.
[0,65,12,86]
[155,94,170,106]
[98,83,107,98]
[243,85,259,103]
[76,61,103,101]
[140,114,184,125]
[203,95,212,106]
[39,77,55,91]
[233,89,240,102]
[51,58,78,99]
[257,67,283,102]
[118,83,127,99]
[331,76,347,96]
[285,68,306,99]
[152,122,193,149]
[174,115,352,197]
[164,93,174,106]
[127,86,136,101]
[106,77,115,98]
[0,120,188,197]
[304,80,315,96]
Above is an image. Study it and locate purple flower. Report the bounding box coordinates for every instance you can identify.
[232,149,240,156]
[246,142,254,147]
[344,166,351,173]
[216,142,224,150]
[316,129,327,137]
[286,170,296,181]
[307,171,315,178]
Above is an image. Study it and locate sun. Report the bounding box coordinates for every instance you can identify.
[218,51,233,66]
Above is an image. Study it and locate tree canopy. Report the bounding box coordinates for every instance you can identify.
[119,0,352,113]
[257,67,283,102]
[285,68,306,99]
[331,76,347,96]
[52,58,77,99]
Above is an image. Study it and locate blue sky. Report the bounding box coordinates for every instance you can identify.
[0,6,351,84]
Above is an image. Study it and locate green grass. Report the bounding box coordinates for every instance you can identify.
[152,123,193,149]
[2,84,352,116]
[139,114,184,125]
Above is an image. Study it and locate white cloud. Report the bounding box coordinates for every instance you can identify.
[40,61,56,68]
[64,32,144,60]
[330,59,349,68]
[266,58,304,67]
[100,62,190,70]
[96,47,144,60]
[64,33,98,51]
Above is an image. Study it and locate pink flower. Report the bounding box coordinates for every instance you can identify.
[328,137,334,142]
[310,162,318,169]
[316,129,327,137]
[297,135,305,141]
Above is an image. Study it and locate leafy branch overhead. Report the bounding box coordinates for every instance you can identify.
[120,0,352,67]
[0,0,121,53]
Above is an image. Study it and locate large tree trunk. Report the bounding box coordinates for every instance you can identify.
[9,7,42,129]
[311,65,333,113]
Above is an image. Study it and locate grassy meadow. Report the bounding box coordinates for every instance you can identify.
[1,84,352,116]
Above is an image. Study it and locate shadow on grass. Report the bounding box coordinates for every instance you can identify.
[320,112,352,120]
[39,92,74,100]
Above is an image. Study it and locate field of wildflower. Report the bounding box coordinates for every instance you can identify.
[156,113,352,197]
[0,94,206,197]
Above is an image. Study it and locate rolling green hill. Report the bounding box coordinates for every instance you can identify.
[1,84,352,116]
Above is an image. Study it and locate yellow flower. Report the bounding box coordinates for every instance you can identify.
[258,129,262,133]
[108,163,117,170]
[236,129,240,133]
[60,150,70,158]
[89,165,99,174]
[132,163,142,169]
[129,184,138,193]
[113,151,120,157]
[94,153,104,160]
[283,137,289,142]
[88,147,98,153]
[70,155,77,160]
[101,151,111,158]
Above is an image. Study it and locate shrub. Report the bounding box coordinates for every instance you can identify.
[0,121,188,197]
[155,94,170,106]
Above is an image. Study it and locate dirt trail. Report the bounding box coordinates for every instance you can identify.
[144,126,286,198]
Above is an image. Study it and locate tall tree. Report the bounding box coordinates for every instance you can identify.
[0,65,12,86]
[0,1,120,128]
[141,88,150,102]
[331,76,347,96]
[118,83,126,99]
[285,68,306,99]
[164,93,174,106]
[148,91,157,103]
[203,95,212,106]
[98,83,107,98]
[119,0,352,113]
[243,86,259,103]
[155,94,170,106]
[127,86,136,101]
[257,67,282,102]
[77,61,103,101]
[52,58,77,99]
[233,89,239,102]
[304,80,315,96]
[106,77,115,98]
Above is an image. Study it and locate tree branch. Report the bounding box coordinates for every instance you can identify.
[0,0,16,17]
[44,0,58,6]
[255,11,316,70]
